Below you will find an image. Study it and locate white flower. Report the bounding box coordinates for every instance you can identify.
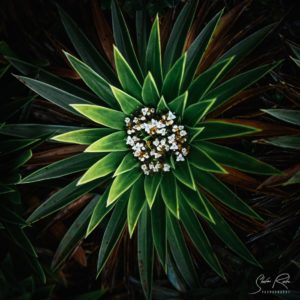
[125,107,188,175]
[163,163,171,172]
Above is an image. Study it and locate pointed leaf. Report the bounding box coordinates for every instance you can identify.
[168,92,188,119]
[180,198,224,278]
[151,196,167,268]
[16,76,91,116]
[166,210,199,288]
[21,153,101,183]
[27,178,102,224]
[142,72,160,106]
[180,184,215,223]
[196,140,281,175]
[205,62,282,112]
[52,128,114,145]
[57,5,117,83]
[107,169,141,205]
[144,174,162,208]
[114,46,142,99]
[162,54,187,101]
[157,96,169,112]
[172,160,196,190]
[64,52,117,108]
[193,168,263,220]
[78,152,125,185]
[111,86,142,114]
[113,152,139,177]
[163,0,198,72]
[146,15,163,88]
[71,104,125,130]
[265,136,300,150]
[128,177,146,237]
[97,195,127,275]
[138,206,154,300]
[188,58,233,103]
[111,0,143,81]
[184,99,216,126]
[205,197,261,267]
[189,145,227,173]
[160,173,179,218]
[217,23,276,72]
[85,131,127,152]
[182,10,223,89]
[52,195,98,270]
[86,189,116,237]
[194,121,259,140]
[261,109,300,126]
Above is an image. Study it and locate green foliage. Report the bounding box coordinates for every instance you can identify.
[15,2,283,299]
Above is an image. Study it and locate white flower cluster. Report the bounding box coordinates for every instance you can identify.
[125,107,189,175]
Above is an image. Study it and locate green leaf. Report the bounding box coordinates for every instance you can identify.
[113,46,142,99]
[188,58,233,103]
[0,124,80,139]
[163,0,198,73]
[146,15,163,89]
[193,168,263,220]
[85,131,127,152]
[142,72,160,106]
[5,224,37,258]
[194,121,259,140]
[189,145,227,173]
[196,141,281,175]
[168,92,188,119]
[128,177,146,237]
[113,153,139,177]
[160,173,179,219]
[217,24,276,72]
[205,197,261,267]
[111,86,142,115]
[157,96,169,112]
[21,153,101,183]
[182,10,223,90]
[15,76,91,116]
[179,184,215,224]
[97,195,127,275]
[166,210,199,288]
[188,127,205,142]
[264,136,300,150]
[0,138,38,156]
[78,152,124,185]
[57,5,117,83]
[107,169,141,205]
[27,178,101,224]
[86,189,116,237]
[111,0,143,81]
[144,174,162,208]
[52,128,114,145]
[138,206,154,300]
[0,203,26,225]
[136,8,150,71]
[205,61,282,112]
[151,196,167,269]
[261,109,300,126]
[71,104,125,130]
[162,54,187,101]
[184,99,215,126]
[64,52,118,108]
[180,199,224,278]
[52,195,98,270]
[172,160,196,190]
[284,171,300,186]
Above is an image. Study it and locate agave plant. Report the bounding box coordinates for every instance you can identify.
[16,1,282,298]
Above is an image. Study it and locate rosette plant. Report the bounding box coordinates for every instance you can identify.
[17,1,282,298]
